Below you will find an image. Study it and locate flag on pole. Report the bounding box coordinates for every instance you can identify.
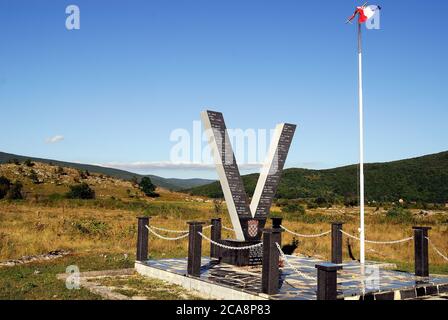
[347,4,381,24]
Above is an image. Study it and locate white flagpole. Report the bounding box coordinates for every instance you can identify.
[357,21,366,264]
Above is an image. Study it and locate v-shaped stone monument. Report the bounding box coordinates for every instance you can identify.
[201,110,296,241]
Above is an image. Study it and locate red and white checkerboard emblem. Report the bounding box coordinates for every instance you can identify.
[247,220,259,238]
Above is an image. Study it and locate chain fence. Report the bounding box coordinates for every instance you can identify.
[340,230,413,244]
[149,224,212,234]
[150,225,189,234]
[145,225,190,241]
[280,225,331,238]
[426,237,448,262]
[198,232,263,250]
[275,242,316,280]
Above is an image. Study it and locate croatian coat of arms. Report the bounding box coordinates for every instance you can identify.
[247,220,259,238]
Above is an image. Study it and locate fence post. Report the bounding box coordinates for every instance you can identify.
[187,221,205,277]
[136,216,150,262]
[262,228,282,295]
[210,218,222,260]
[413,226,431,277]
[271,217,283,247]
[315,263,343,300]
[331,222,344,264]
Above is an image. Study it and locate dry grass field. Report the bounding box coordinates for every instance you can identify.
[1,161,448,299]
[1,192,447,272]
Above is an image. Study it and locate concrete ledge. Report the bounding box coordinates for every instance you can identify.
[135,261,267,300]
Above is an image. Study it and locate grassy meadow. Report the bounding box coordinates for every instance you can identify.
[1,191,448,272]
[1,161,448,299]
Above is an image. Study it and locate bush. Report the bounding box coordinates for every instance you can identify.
[7,181,24,200]
[282,203,306,214]
[386,205,413,223]
[139,177,159,197]
[307,202,318,209]
[0,176,12,199]
[7,158,20,165]
[66,183,95,199]
[72,218,109,236]
[29,170,40,184]
[24,159,35,167]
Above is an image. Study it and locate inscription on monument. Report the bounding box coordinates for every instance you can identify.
[202,110,296,241]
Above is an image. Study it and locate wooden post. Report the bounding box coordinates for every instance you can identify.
[315,263,343,300]
[331,222,344,264]
[136,217,150,262]
[413,226,431,277]
[210,218,222,259]
[187,221,205,277]
[261,228,282,295]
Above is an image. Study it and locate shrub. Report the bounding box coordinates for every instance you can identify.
[24,159,35,167]
[386,205,413,223]
[56,166,65,175]
[66,183,95,199]
[7,158,20,165]
[48,193,65,201]
[0,176,12,199]
[307,202,318,209]
[72,218,109,236]
[282,203,306,214]
[6,181,24,200]
[29,170,40,184]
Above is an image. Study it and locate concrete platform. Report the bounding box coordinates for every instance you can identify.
[135,255,448,300]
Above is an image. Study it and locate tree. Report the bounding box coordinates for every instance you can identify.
[139,177,159,197]
[66,183,95,199]
[0,176,11,199]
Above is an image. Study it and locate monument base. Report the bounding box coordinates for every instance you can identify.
[220,239,263,267]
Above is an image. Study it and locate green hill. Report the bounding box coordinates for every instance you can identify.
[0,151,213,191]
[187,151,448,204]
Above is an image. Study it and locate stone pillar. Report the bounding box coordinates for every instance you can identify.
[315,263,343,300]
[331,222,344,264]
[271,217,283,229]
[262,228,282,295]
[413,226,431,277]
[271,217,283,247]
[187,221,205,277]
[136,217,150,262]
[210,218,222,259]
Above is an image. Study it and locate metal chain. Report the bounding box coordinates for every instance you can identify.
[280,225,331,238]
[145,225,190,241]
[222,225,235,232]
[426,237,448,262]
[275,242,316,280]
[340,230,413,244]
[197,232,263,250]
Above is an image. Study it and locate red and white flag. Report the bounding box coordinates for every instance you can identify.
[347,4,381,24]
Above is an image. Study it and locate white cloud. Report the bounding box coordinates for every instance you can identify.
[96,161,262,171]
[45,135,64,144]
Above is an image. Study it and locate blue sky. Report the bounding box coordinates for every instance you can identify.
[0,0,447,179]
